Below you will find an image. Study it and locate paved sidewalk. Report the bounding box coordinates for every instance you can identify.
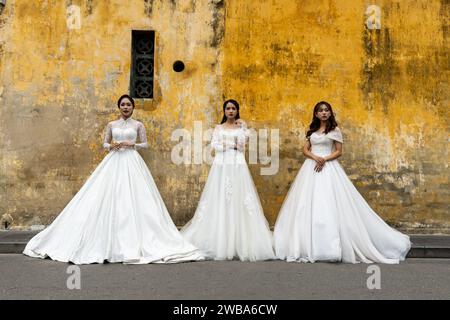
[1,230,449,258]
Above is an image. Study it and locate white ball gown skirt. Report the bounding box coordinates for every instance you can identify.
[181,150,275,261]
[23,148,204,264]
[274,158,411,264]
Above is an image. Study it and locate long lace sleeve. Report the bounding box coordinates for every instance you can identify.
[328,127,343,143]
[103,122,112,151]
[134,122,149,150]
[211,125,225,152]
[236,121,249,152]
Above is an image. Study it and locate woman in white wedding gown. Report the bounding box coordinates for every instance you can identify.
[181,99,275,261]
[274,101,411,264]
[23,95,204,264]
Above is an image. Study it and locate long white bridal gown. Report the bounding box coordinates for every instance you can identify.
[23,117,204,264]
[181,123,275,261]
[274,127,411,264]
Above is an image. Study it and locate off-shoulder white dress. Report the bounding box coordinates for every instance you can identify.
[274,128,411,264]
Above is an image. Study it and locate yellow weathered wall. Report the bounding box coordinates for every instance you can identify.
[0,0,448,232]
[221,0,449,232]
[0,0,225,227]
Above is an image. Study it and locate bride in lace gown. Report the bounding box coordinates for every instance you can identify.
[274,101,411,264]
[181,99,275,261]
[23,95,204,264]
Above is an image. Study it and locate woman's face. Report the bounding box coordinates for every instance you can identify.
[315,104,331,122]
[225,103,238,120]
[119,98,134,118]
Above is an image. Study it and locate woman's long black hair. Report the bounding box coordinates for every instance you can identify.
[220,99,240,124]
[306,101,338,139]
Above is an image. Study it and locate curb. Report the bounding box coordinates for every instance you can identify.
[1,232,450,258]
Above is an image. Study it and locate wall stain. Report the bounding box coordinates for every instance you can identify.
[209,0,225,47]
[144,0,154,17]
[440,0,450,41]
[86,0,94,15]
[361,27,399,114]
[170,0,177,12]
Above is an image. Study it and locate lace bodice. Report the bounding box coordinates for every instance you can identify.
[309,127,343,157]
[211,123,249,153]
[103,117,148,151]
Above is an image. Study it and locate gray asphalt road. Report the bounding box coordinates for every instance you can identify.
[1,254,449,299]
